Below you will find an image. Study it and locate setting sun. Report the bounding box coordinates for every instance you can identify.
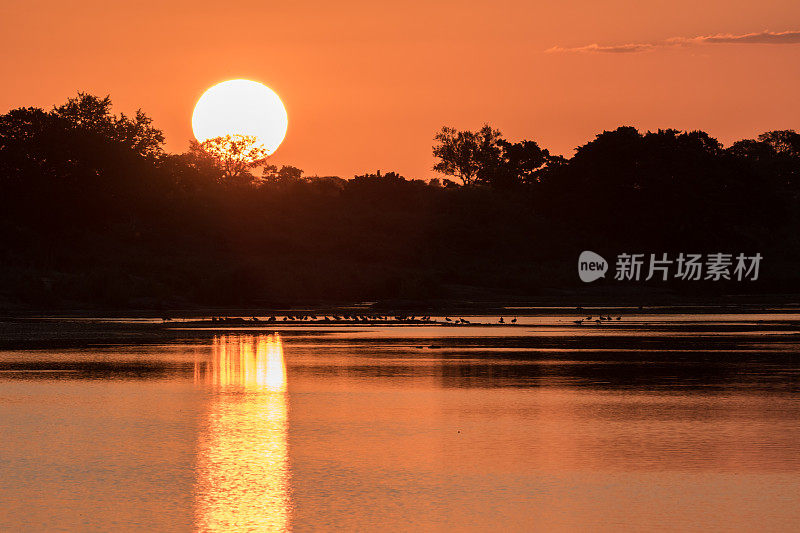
[191,79,288,156]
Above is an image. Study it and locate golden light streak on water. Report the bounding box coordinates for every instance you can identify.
[194,335,290,532]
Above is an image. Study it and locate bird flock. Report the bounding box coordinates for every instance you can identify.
[178,315,512,325]
[198,315,489,325]
[204,315,435,324]
[165,313,620,326]
[572,315,622,325]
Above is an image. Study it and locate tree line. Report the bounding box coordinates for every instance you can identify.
[0,93,798,308]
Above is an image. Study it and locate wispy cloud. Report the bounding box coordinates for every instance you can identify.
[547,30,800,54]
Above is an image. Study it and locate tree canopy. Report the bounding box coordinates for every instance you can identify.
[195,134,270,181]
[0,92,164,186]
[1,93,799,308]
[432,125,556,188]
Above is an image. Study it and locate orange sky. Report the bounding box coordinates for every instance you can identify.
[2,0,800,178]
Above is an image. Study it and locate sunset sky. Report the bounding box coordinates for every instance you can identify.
[2,0,799,178]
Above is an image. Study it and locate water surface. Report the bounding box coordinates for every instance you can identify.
[1,314,799,531]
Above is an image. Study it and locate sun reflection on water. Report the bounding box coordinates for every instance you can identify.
[193,334,290,532]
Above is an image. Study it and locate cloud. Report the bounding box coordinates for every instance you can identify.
[689,30,800,45]
[545,43,654,54]
[548,30,800,54]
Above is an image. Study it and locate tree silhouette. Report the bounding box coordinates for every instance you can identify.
[0,92,164,187]
[2,92,800,307]
[197,134,270,181]
[433,125,554,188]
[432,125,502,186]
[262,164,304,185]
[486,139,552,188]
[759,130,800,156]
[54,92,164,159]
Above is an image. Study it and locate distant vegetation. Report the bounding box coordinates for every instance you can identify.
[1,93,798,309]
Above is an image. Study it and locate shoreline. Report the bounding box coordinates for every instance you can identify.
[3,296,800,320]
[0,308,798,351]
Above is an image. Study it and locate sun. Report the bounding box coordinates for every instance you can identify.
[192,79,288,156]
